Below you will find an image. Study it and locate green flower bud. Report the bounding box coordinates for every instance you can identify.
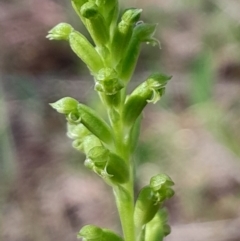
[81,2,98,18]
[134,186,161,228]
[77,103,113,145]
[119,22,159,81]
[69,31,104,73]
[150,174,175,202]
[77,225,103,241]
[87,146,109,167]
[80,2,109,47]
[122,73,171,127]
[150,174,174,192]
[67,123,91,140]
[71,0,88,24]
[95,0,118,31]
[111,8,142,65]
[121,8,142,26]
[50,97,78,114]
[84,146,129,184]
[46,23,73,41]
[95,68,124,95]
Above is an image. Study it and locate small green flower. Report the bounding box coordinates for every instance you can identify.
[95,68,124,95]
[46,23,73,40]
[122,73,171,127]
[111,8,142,64]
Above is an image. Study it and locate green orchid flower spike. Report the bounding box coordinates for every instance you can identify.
[47,1,174,241]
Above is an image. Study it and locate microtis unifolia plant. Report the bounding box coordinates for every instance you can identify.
[47,1,174,241]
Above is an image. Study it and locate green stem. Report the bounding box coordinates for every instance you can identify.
[113,177,135,241]
[110,91,136,241]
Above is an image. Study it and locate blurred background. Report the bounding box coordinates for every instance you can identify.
[1,0,240,240]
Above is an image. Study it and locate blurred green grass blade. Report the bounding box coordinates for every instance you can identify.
[190,50,214,104]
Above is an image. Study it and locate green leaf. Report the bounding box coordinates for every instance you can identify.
[77,225,103,241]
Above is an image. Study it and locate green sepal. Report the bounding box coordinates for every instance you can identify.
[122,73,171,127]
[134,186,161,228]
[95,68,124,95]
[69,30,104,74]
[80,2,109,47]
[77,103,113,145]
[150,174,174,192]
[77,225,103,241]
[111,8,142,65]
[49,97,78,115]
[144,209,171,241]
[119,22,159,81]
[46,23,73,41]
